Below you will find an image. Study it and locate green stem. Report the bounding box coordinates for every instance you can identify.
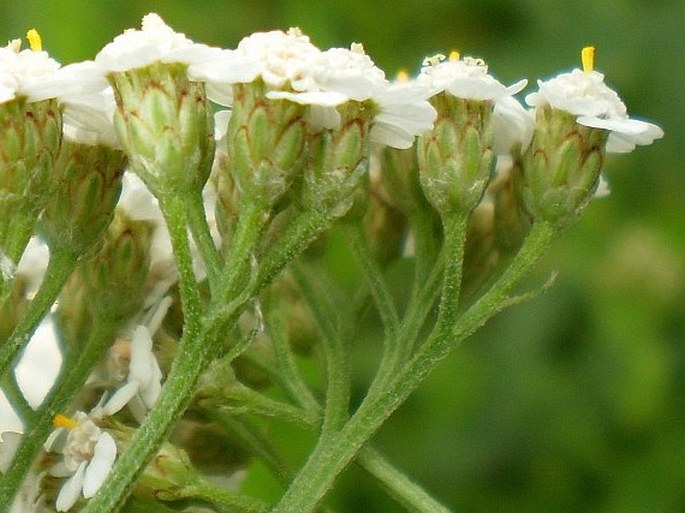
[218,200,268,304]
[409,212,440,293]
[82,206,337,513]
[185,190,223,295]
[80,195,213,513]
[269,221,556,513]
[0,319,119,512]
[263,309,321,418]
[185,477,271,513]
[356,446,451,513]
[432,215,469,334]
[343,225,400,341]
[292,263,350,439]
[256,210,335,292]
[160,196,203,337]
[0,249,77,381]
[367,215,462,399]
[1,373,34,424]
[205,408,293,487]
[209,385,317,429]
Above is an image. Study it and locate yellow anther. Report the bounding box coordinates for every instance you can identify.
[449,50,460,62]
[53,414,77,430]
[26,29,42,52]
[396,69,409,82]
[581,46,595,73]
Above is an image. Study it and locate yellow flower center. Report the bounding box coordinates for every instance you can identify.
[448,50,460,62]
[53,414,78,430]
[26,29,42,52]
[581,46,595,73]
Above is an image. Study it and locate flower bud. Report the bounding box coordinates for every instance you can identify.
[378,146,432,217]
[78,211,152,324]
[297,102,371,218]
[514,106,606,228]
[364,168,409,267]
[491,163,532,253]
[0,97,61,300]
[110,62,215,200]
[41,141,126,259]
[416,94,495,217]
[227,81,307,208]
[460,196,499,300]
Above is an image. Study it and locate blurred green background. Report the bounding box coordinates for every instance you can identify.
[4,1,684,511]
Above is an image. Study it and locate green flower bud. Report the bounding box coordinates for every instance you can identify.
[78,211,152,324]
[227,81,307,208]
[41,141,126,259]
[297,102,371,218]
[109,62,214,200]
[0,97,61,300]
[417,94,495,217]
[492,166,532,254]
[211,154,239,255]
[514,106,607,228]
[364,171,409,267]
[379,146,433,217]
[136,439,198,502]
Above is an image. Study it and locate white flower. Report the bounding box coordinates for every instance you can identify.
[525,47,663,153]
[101,295,170,421]
[370,78,437,149]
[189,27,321,104]
[47,412,117,512]
[0,32,61,104]
[102,325,163,421]
[42,61,120,147]
[417,52,527,101]
[95,12,218,72]
[492,95,535,155]
[273,43,436,148]
[194,32,435,148]
[417,52,528,153]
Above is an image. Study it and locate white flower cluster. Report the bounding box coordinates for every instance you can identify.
[0,33,60,104]
[45,412,117,512]
[1,15,663,156]
[525,47,663,153]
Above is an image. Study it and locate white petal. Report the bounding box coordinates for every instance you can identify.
[82,432,117,498]
[103,381,139,416]
[56,461,87,511]
[266,90,348,107]
[0,431,22,473]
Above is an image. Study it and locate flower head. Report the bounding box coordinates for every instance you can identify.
[47,412,117,512]
[0,31,61,104]
[525,46,663,153]
[190,27,321,99]
[417,51,527,101]
[95,13,217,72]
